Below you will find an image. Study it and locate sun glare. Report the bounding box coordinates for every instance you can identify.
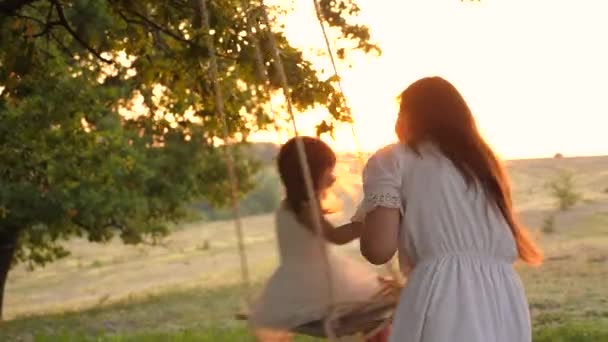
[252,0,608,159]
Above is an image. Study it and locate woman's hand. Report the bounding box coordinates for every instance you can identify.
[377,276,404,301]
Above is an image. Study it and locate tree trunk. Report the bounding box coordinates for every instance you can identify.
[0,227,18,321]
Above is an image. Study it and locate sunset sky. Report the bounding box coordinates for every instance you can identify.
[255,0,608,159]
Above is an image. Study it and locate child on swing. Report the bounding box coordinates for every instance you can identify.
[249,136,391,342]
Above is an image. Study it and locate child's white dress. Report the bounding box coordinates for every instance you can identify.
[361,143,532,342]
[249,203,382,330]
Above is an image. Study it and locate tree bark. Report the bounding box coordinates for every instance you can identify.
[0,227,18,321]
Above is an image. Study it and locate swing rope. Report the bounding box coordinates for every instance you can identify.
[198,0,337,337]
[241,2,284,143]
[197,0,252,306]
[256,2,338,339]
[247,3,400,339]
[199,0,398,339]
[311,0,402,282]
[311,0,364,163]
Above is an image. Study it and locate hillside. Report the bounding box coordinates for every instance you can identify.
[3,155,608,323]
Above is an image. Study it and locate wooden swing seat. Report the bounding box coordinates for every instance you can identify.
[236,298,395,338]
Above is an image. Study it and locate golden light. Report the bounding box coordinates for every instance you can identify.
[253,0,608,159]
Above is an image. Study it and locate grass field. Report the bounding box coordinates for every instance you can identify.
[1,155,607,341]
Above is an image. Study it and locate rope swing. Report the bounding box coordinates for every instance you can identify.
[198,1,399,339]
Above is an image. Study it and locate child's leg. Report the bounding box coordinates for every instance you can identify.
[365,324,391,342]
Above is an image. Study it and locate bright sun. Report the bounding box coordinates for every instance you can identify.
[251,0,608,160]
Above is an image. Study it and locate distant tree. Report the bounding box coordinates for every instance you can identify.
[554,153,564,159]
[548,170,582,211]
[246,143,280,164]
[541,214,556,234]
[195,167,281,220]
[240,168,282,214]
[0,0,378,318]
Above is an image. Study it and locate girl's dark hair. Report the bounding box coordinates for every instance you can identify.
[398,76,543,265]
[277,136,336,212]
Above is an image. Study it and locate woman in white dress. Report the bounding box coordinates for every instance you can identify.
[357,77,543,342]
[249,136,391,342]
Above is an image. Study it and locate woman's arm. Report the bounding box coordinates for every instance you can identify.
[360,207,400,265]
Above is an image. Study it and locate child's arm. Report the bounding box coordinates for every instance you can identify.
[326,221,363,245]
[323,201,367,244]
[296,203,362,245]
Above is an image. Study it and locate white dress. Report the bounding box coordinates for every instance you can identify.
[249,203,382,330]
[361,143,531,342]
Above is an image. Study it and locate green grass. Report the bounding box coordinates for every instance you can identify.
[533,323,608,342]
[16,324,608,342]
[27,330,322,342]
[0,283,246,339]
[4,322,608,341]
[0,281,321,341]
[2,156,607,341]
[2,275,607,341]
[28,329,256,342]
[2,213,606,342]
[517,213,608,331]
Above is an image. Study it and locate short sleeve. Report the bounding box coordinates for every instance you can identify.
[361,144,404,215]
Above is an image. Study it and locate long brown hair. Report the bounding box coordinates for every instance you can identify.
[277,136,336,213]
[398,77,542,265]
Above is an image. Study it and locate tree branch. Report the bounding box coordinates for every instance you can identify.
[115,8,244,61]
[8,12,60,38]
[0,0,37,15]
[72,217,127,234]
[10,13,46,25]
[49,0,113,64]
[126,8,193,46]
[171,0,192,8]
[44,1,53,20]
[116,8,234,60]
[30,20,61,37]
[48,31,75,58]
[116,9,146,27]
